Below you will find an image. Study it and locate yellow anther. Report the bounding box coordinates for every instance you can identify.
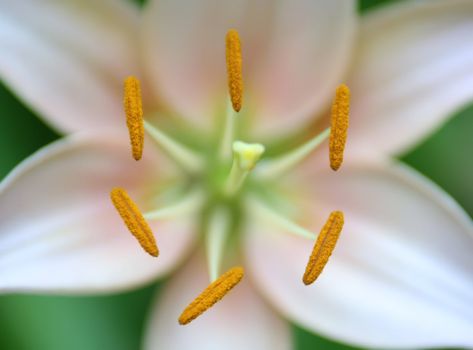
[303,211,344,285]
[179,266,244,325]
[226,29,243,112]
[110,187,158,257]
[124,76,144,161]
[329,84,350,171]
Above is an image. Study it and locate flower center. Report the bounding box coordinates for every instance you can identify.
[111,29,350,325]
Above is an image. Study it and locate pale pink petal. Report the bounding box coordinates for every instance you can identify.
[142,0,355,135]
[348,0,473,156]
[0,132,196,293]
[0,0,140,132]
[249,1,355,137]
[245,160,473,348]
[144,253,291,350]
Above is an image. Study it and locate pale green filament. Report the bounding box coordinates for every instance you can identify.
[206,208,231,282]
[247,196,316,240]
[144,120,204,173]
[144,188,205,220]
[256,128,330,180]
[224,141,265,196]
[219,100,237,160]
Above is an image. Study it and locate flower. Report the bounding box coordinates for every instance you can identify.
[1,0,473,349]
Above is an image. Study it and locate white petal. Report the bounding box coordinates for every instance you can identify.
[248,1,355,137]
[348,0,473,156]
[0,0,140,132]
[144,253,291,350]
[0,132,196,293]
[142,0,356,135]
[245,160,473,348]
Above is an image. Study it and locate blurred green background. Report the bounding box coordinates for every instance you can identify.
[0,0,471,349]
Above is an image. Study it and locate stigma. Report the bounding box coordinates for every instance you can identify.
[179,267,244,325]
[110,187,159,257]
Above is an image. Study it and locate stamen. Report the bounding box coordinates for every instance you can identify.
[224,141,265,196]
[247,196,316,240]
[144,188,205,220]
[219,99,237,160]
[226,29,243,112]
[256,128,330,180]
[124,76,144,161]
[206,208,231,282]
[303,211,344,285]
[144,120,203,173]
[329,84,350,171]
[110,187,158,257]
[179,267,244,325]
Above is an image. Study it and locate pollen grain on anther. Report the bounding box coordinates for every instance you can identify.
[226,29,243,112]
[124,76,144,161]
[178,266,244,325]
[110,187,158,257]
[303,211,344,285]
[329,84,350,171]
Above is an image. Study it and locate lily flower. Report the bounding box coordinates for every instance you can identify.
[1,0,473,349]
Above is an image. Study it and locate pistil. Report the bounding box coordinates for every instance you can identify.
[224,141,265,196]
